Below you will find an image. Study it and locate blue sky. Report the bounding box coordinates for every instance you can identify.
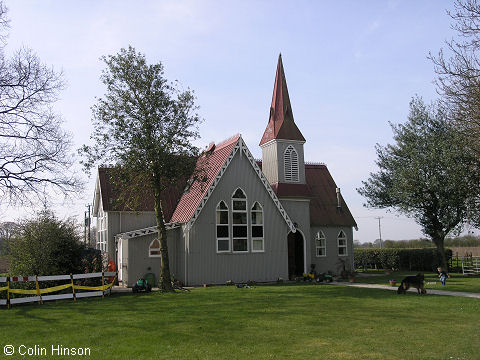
[2,0,467,242]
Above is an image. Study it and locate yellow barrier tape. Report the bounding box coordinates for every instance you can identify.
[39,283,71,294]
[73,277,116,291]
[9,283,72,295]
[7,276,117,295]
[8,288,38,295]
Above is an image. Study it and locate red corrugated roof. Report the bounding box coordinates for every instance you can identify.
[169,135,240,223]
[97,167,185,222]
[259,54,305,146]
[257,161,356,227]
[270,183,311,198]
[305,164,357,227]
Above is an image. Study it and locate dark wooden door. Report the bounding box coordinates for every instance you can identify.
[288,232,304,279]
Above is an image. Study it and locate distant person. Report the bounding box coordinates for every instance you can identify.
[437,267,449,286]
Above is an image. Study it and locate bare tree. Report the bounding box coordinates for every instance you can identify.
[0,2,81,205]
[430,0,480,152]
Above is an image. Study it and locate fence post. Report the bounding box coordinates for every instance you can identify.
[70,273,76,302]
[35,275,43,305]
[102,271,105,299]
[6,278,10,310]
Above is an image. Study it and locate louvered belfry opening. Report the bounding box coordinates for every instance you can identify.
[284,145,299,182]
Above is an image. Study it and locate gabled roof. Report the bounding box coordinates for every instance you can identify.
[259,54,306,146]
[93,167,185,221]
[170,135,240,223]
[257,161,357,228]
[171,134,296,233]
[104,134,296,240]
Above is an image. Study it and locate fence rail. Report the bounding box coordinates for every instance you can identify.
[0,271,117,309]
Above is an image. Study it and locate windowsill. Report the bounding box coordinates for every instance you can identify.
[315,255,327,258]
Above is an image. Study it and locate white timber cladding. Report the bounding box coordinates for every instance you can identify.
[315,231,326,257]
[284,145,299,182]
[97,207,107,252]
[338,230,347,256]
[186,136,296,233]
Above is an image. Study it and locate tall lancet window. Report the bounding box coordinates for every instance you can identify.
[251,202,264,252]
[284,145,299,182]
[216,201,230,253]
[338,230,347,256]
[232,188,248,252]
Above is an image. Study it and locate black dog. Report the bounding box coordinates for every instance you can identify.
[397,273,426,294]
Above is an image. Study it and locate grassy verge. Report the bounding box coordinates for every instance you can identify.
[355,271,480,293]
[1,284,479,359]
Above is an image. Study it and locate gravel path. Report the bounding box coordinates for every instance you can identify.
[329,281,480,299]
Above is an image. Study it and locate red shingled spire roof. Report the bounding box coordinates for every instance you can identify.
[259,54,306,146]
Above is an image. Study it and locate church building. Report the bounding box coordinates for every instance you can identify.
[92,55,357,286]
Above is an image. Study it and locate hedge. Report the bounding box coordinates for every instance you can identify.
[354,248,452,272]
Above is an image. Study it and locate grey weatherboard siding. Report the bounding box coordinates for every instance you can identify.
[104,209,157,261]
[185,149,290,285]
[123,228,180,287]
[309,226,354,274]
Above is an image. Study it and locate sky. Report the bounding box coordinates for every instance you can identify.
[1,0,472,242]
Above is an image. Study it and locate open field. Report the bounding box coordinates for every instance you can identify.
[0,284,479,359]
[356,271,480,293]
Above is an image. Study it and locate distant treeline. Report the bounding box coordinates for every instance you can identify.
[355,235,480,249]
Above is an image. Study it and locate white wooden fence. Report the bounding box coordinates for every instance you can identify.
[0,271,117,308]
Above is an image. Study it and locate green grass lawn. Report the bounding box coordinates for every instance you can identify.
[1,284,479,359]
[355,270,480,293]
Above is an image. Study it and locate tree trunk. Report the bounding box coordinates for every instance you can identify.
[153,188,174,292]
[432,235,448,271]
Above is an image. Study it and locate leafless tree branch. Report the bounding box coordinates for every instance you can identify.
[0,2,82,206]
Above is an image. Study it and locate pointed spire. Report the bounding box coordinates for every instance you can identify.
[259,54,305,146]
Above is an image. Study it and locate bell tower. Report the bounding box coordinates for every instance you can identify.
[260,54,306,186]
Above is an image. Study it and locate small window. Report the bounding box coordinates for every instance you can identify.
[315,231,326,257]
[149,239,161,257]
[284,145,299,182]
[338,230,347,256]
[216,201,230,253]
[251,202,264,252]
[232,188,248,252]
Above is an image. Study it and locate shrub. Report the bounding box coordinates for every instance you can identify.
[9,210,89,276]
[354,248,452,271]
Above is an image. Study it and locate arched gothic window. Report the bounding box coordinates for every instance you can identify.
[216,201,230,252]
[149,239,161,257]
[232,188,248,252]
[251,202,264,252]
[337,230,347,256]
[315,231,326,257]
